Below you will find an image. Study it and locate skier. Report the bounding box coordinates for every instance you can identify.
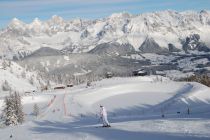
[100,105,111,127]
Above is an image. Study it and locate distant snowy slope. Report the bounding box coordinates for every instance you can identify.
[0,60,46,95]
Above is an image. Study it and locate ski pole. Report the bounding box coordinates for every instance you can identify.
[98,116,102,123]
[98,117,101,123]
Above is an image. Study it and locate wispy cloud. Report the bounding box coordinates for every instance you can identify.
[0,0,141,7]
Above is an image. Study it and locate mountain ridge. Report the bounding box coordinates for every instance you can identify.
[0,10,210,59]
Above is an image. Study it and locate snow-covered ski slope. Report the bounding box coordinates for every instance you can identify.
[1,76,210,140]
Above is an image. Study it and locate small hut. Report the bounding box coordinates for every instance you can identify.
[132,69,147,76]
[105,72,113,78]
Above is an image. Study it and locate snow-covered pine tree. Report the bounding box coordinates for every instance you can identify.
[14,92,24,124]
[2,60,8,70]
[29,77,34,85]
[21,71,26,78]
[33,103,39,117]
[86,81,91,87]
[8,60,11,67]
[3,95,18,126]
[2,80,11,91]
[47,80,51,89]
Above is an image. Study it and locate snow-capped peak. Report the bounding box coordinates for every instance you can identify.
[10,18,23,24]
[52,15,63,20]
[6,18,28,34]
[32,18,42,25]
[28,18,44,34]
[109,12,132,19]
[8,18,26,28]
[48,15,65,25]
[200,10,209,15]
[29,18,42,28]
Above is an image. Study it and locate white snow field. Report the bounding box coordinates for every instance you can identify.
[1,76,210,140]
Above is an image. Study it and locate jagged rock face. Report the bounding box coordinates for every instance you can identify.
[80,29,89,39]
[197,42,210,52]
[139,37,166,53]
[89,42,135,56]
[168,43,181,52]
[182,34,210,53]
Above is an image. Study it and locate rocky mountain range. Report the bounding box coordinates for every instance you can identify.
[0,10,210,91]
[0,10,210,59]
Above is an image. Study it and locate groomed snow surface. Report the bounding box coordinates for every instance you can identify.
[1,76,210,140]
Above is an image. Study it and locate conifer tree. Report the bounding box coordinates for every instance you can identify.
[14,92,24,124]
[2,80,11,91]
[3,92,25,126]
[3,96,18,126]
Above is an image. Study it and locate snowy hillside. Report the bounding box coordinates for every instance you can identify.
[0,76,210,140]
[0,10,210,58]
[0,59,47,95]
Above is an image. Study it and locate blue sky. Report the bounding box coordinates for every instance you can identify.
[0,0,210,28]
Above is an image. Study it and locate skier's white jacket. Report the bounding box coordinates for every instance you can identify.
[100,106,107,117]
